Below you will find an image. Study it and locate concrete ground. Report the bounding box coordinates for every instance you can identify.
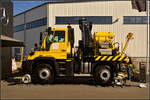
[0,77,149,99]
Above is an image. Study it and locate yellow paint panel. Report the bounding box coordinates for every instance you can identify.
[27,28,70,61]
[27,51,67,60]
[93,32,115,42]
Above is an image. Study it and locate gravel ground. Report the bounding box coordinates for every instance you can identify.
[0,77,149,99]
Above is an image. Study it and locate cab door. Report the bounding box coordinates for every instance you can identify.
[49,29,70,59]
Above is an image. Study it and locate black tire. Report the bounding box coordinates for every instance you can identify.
[32,63,54,84]
[93,65,113,86]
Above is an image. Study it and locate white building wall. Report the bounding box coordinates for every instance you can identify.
[13,13,24,26]
[14,5,47,55]
[14,31,24,42]
[13,14,25,56]
[26,26,47,53]
[47,1,148,57]
[25,5,47,23]
[25,5,47,54]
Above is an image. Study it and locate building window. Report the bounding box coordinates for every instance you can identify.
[26,17,47,29]
[56,16,112,24]
[123,16,148,24]
[13,18,47,32]
[26,23,31,29]
[14,24,25,32]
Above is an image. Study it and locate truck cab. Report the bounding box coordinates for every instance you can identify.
[22,26,75,84]
[27,27,74,60]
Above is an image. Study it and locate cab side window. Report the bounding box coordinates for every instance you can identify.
[54,31,65,42]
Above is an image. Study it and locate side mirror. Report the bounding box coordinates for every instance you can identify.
[40,32,43,41]
[40,32,43,46]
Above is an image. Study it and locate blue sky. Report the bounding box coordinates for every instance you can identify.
[13,0,93,15]
[13,1,48,15]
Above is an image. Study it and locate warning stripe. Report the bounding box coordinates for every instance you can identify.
[101,56,108,61]
[95,55,129,62]
[112,56,120,61]
[95,56,102,61]
[118,56,125,61]
[106,56,113,61]
[124,57,129,62]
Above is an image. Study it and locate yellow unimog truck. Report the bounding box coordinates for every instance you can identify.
[21,18,134,86]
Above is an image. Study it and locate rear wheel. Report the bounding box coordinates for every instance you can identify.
[32,63,54,84]
[94,65,113,86]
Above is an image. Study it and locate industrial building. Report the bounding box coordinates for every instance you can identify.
[13,1,149,73]
[0,0,24,79]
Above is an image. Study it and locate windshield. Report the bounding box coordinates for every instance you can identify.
[46,31,65,50]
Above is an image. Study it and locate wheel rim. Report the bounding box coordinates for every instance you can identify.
[39,68,51,80]
[100,69,110,81]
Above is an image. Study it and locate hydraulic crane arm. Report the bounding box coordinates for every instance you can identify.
[121,33,134,55]
[78,18,94,58]
[79,18,93,47]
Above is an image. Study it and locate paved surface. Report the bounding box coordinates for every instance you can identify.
[0,77,149,99]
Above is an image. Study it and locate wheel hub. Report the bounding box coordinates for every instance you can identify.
[39,69,50,79]
[100,69,110,81]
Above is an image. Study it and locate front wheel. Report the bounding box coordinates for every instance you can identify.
[93,65,113,86]
[32,63,54,84]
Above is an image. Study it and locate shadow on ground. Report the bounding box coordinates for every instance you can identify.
[6,76,97,86]
[5,75,144,88]
[54,76,95,85]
